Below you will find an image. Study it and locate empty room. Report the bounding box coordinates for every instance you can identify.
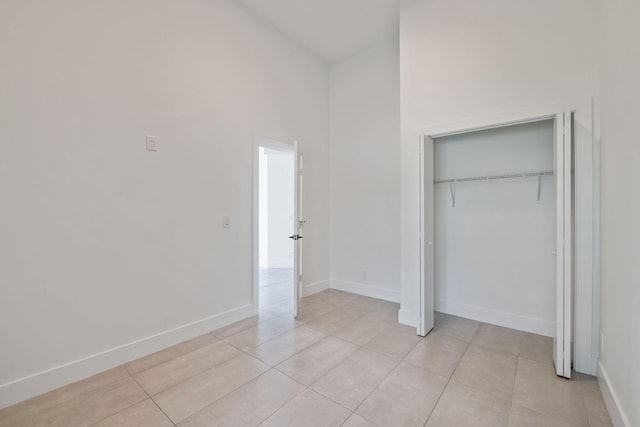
[0,0,638,426]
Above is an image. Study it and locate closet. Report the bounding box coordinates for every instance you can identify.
[419,112,575,378]
[435,120,555,333]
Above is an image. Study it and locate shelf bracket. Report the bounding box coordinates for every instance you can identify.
[449,181,457,208]
[537,174,542,201]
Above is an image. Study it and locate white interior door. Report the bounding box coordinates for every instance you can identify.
[553,112,573,378]
[419,135,435,336]
[292,141,302,318]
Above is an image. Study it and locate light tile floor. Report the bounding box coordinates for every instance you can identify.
[0,289,613,427]
[259,267,294,312]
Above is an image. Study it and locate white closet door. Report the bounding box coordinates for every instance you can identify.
[419,135,435,336]
[553,112,573,378]
[292,141,302,318]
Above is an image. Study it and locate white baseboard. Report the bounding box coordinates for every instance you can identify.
[598,361,631,427]
[302,279,329,297]
[0,304,254,410]
[575,356,598,377]
[436,298,554,337]
[398,309,416,327]
[329,279,400,303]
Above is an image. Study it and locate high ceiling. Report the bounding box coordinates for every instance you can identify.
[238,0,401,63]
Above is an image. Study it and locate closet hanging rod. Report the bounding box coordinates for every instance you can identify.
[434,170,553,185]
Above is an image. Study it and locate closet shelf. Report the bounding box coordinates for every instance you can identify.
[434,170,553,185]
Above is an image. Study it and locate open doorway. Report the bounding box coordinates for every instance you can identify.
[257,142,295,317]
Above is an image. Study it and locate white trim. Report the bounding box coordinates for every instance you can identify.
[598,362,631,427]
[302,279,329,297]
[590,129,602,374]
[418,135,435,337]
[414,98,591,138]
[252,136,296,317]
[436,298,554,337]
[398,309,415,327]
[561,111,573,378]
[330,279,400,303]
[0,304,254,410]
[411,97,597,375]
[252,140,260,315]
[293,140,302,318]
[257,137,295,153]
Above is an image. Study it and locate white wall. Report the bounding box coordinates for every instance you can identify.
[0,0,329,408]
[266,150,294,268]
[433,121,555,336]
[399,0,599,369]
[400,0,598,127]
[598,0,640,425]
[329,41,401,302]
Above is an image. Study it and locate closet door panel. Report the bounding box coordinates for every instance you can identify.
[420,135,435,336]
[553,112,573,379]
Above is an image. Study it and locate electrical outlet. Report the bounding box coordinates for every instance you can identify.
[362,271,367,281]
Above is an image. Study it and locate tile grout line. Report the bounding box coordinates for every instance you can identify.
[296,332,384,426]
[254,307,398,425]
[248,329,366,426]
[214,317,354,425]
[573,366,603,427]
[505,355,522,427]
[4,301,606,426]
[211,311,280,340]
[4,367,134,427]
[229,327,328,369]
[126,340,276,423]
[182,367,306,427]
[223,321,305,358]
[124,335,221,378]
[251,368,309,425]
[85,371,171,427]
[255,334,329,368]
[160,361,274,425]
[131,347,244,399]
[424,323,525,425]
[268,334,360,387]
[421,323,478,426]
[130,372,177,426]
[348,328,425,425]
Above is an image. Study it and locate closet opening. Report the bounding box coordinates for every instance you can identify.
[419,112,576,378]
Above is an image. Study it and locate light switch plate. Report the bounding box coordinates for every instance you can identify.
[146,135,158,151]
[222,216,231,229]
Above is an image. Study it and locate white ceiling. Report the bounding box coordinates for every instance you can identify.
[238,0,401,63]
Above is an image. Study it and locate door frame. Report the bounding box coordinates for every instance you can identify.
[415,98,598,375]
[252,137,298,317]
